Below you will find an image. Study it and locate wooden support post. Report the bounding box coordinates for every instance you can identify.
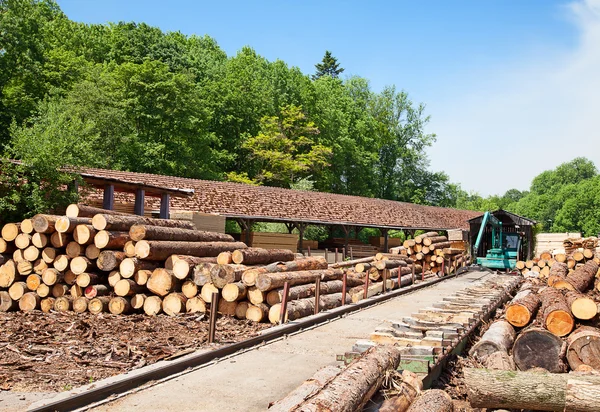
[297,223,307,254]
[422,262,425,281]
[398,266,402,288]
[412,263,416,284]
[159,193,170,219]
[382,228,389,253]
[280,282,290,324]
[350,247,353,260]
[208,291,219,343]
[103,184,114,211]
[134,189,145,216]
[341,273,347,306]
[341,225,350,256]
[342,247,346,260]
[335,248,339,263]
[285,223,295,234]
[441,258,445,277]
[307,246,311,257]
[382,269,388,293]
[237,219,253,246]
[314,277,320,315]
[363,271,370,299]
[325,248,329,263]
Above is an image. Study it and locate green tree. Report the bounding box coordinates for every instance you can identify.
[313,50,344,80]
[228,105,331,187]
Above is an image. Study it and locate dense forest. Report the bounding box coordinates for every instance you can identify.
[1,0,598,236]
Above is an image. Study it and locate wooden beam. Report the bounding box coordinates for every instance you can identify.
[103,184,114,210]
[159,193,170,219]
[134,189,145,216]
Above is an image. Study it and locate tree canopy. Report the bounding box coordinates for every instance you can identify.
[313,50,344,80]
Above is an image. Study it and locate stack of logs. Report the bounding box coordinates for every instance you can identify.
[389,231,468,276]
[465,257,600,411]
[0,205,442,324]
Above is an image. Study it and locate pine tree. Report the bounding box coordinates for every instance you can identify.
[313,51,344,80]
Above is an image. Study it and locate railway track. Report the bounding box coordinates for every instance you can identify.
[26,269,518,412]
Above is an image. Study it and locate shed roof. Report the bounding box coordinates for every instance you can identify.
[79,167,482,230]
[468,209,536,226]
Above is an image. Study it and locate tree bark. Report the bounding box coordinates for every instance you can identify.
[469,320,516,359]
[567,326,600,371]
[512,327,567,372]
[266,278,364,306]
[278,345,401,411]
[94,230,130,250]
[92,214,196,231]
[0,290,18,312]
[505,288,540,327]
[231,248,295,265]
[66,204,129,218]
[32,214,60,234]
[465,367,600,411]
[554,260,599,292]
[329,256,374,269]
[222,282,247,302]
[256,269,344,292]
[134,240,247,261]
[55,216,92,233]
[422,236,448,246]
[547,261,568,286]
[192,263,216,286]
[374,259,407,270]
[84,284,109,299]
[97,251,126,271]
[539,287,575,336]
[483,350,516,370]
[128,224,234,242]
[268,292,350,323]
[406,389,453,412]
[210,264,248,288]
[378,370,422,412]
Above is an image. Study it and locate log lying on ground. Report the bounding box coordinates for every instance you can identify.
[92,214,196,231]
[553,260,599,292]
[465,367,600,411]
[512,327,567,372]
[469,320,516,359]
[539,287,575,336]
[231,248,295,265]
[378,370,422,412]
[270,345,401,411]
[134,240,247,261]
[483,350,516,371]
[269,292,350,323]
[505,288,540,327]
[129,224,234,242]
[567,326,600,371]
[66,204,129,218]
[255,268,344,292]
[268,365,342,411]
[406,389,453,412]
[266,278,364,305]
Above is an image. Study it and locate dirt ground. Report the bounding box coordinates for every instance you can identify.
[0,311,270,392]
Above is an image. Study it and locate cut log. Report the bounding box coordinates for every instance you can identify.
[218,299,237,316]
[97,250,126,271]
[129,224,233,242]
[85,244,101,260]
[355,262,371,273]
[84,284,109,299]
[32,214,60,234]
[143,295,162,316]
[255,269,344,292]
[8,281,28,300]
[167,255,217,278]
[231,248,295,265]
[268,292,350,323]
[266,278,364,306]
[114,278,144,296]
[109,297,132,314]
[15,233,31,249]
[0,238,16,254]
[70,284,83,298]
[566,291,597,320]
[70,256,94,275]
[192,263,216,286]
[0,260,17,287]
[73,297,88,313]
[374,260,407,270]
[330,256,374,269]
[17,260,33,275]
[270,256,329,272]
[512,327,567,372]
[52,255,70,272]
[107,270,121,287]
[21,219,33,234]
[222,282,247,302]
[234,301,248,319]
[200,284,219,303]
[350,279,395,303]
[55,216,92,233]
[33,258,48,275]
[123,240,136,257]
[94,230,130,250]
[37,284,50,298]
[1,223,20,241]
[119,258,158,278]
[73,225,96,245]
[567,326,600,371]
[505,288,540,327]
[19,292,40,311]
[162,292,187,316]
[279,345,401,411]
[65,241,85,258]
[66,204,128,218]
[216,251,232,265]
[181,280,198,298]
[246,303,269,322]
[554,260,599,292]
[406,389,453,412]
[483,350,516,371]
[573,250,585,262]
[50,232,70,248]
[0,291,18,312]
[135,240,247,261]
[247,287,265,305]
[41,268,63,286]
[92,214,196,231]
[415,232,439,244]
[210,264,247,288]
[469,320,515,359]
[377,370,422,412]
[40,297,55,313]
[422,236,448,246]
[464,367,600,411]
[31,233,48,249]
[131,294,146,310]
[186,296,206,313]
[26,273,41,290]
[51,284,69,298]
[88,296,110,314]
[134,269,150,286]
[539,287,575,336]
[147,268,179,297]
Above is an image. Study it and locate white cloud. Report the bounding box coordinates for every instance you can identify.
[426,0,600,196]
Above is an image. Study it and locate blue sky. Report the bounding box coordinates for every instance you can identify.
[57,0,600,196]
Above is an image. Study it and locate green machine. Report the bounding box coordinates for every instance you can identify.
[472,211,522,270]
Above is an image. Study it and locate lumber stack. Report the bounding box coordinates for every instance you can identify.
[390,231,470,276]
